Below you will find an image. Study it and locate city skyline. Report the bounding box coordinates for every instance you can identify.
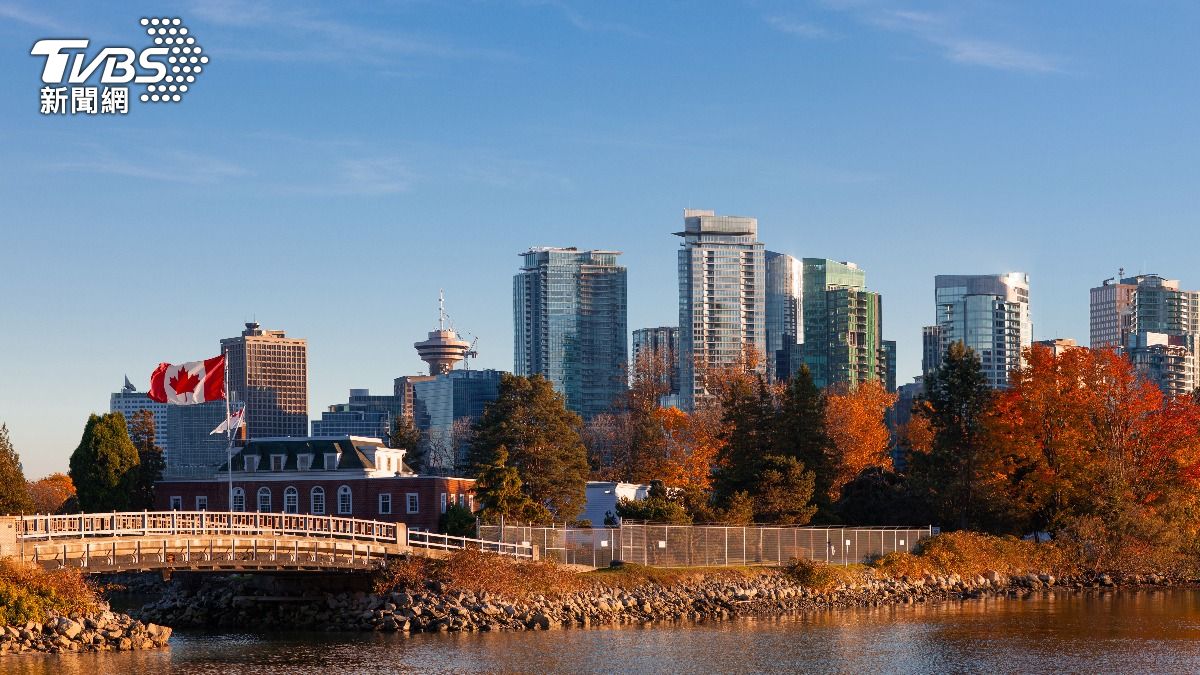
[5,2,1200,477]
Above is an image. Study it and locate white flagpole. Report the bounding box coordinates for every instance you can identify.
[225,351,233,512]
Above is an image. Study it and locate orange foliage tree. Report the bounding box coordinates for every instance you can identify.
[27,473,76,514]
[654,406,719,491]
[824,379,897,501]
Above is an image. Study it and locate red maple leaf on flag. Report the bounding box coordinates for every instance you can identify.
[169,368,201,398]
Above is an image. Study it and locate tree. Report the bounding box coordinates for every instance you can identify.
[0,424,35,515]
[824,379,897,502]
[27,473,76,514]
[653,406,719,491]
[772,366,835,516]
[470,375,590,521]
[127,410,164,510]
[614,482,692,524]
[69,413,141,512]
[751,454,817,525]
[389,415,424,472]
[440,502,476,537]
[473,447,551,524]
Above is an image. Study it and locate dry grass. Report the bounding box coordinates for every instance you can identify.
[871,531,1077,580]
[783,558,874,591]
[585,564,763,590]
[375,549,585,600]
[0,557,101,626]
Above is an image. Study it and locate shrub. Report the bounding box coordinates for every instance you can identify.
[783,558,871,591]
[871,531,1076,579]
[375,549,584,600]
[0,558,100,626]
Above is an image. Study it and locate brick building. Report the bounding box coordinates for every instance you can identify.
[154,436,475,532]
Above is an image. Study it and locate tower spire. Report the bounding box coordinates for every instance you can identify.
[414,291,471,375]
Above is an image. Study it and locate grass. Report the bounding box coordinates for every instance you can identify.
[584,563,763,590]
[375,548,585,600]
[871,531,1077,580]
[0,557,101,626]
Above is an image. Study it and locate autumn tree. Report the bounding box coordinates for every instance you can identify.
[654,406,719,491]
[27,473,76,514]
[824,379,897,502]
[69,413,141,512]
[0,424,35,515]
[470,374,590,521]
[389,415,424,472]
[127,410,164,509]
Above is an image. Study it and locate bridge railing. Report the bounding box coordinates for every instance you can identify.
[18,512,402,545]
[407,530,534,559]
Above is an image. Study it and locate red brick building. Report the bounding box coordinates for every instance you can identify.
[154,436,475,532]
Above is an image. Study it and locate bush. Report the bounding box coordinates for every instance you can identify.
[0,558,100,626]
[440,503,476,537]
[783,558,871,591]
[375,548,584,600]
[871,531,1076,579]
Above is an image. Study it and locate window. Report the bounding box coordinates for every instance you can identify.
[457,494,466,507]
[195,495,208,511]
[379,493,392,515]
[325,453,339,469]
[310,486,326,514]
[440,492,447,514]
[169,496,182,510]
[337,485,352,514]
[467,494,474,511]
[245,456,258,473]
[232,488,245,512]
[271,455,285,471]
[257,487,271,512]
[298,454,312,471]
[406,493,419,514]
[284,486,298,513]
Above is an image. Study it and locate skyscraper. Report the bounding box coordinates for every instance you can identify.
[631,326,679,396]
[933,273,1031,389]
[514,247,628,418]
[110,376,169,456]
[883,340,897,393]
[311,389,404,440]
[676,210,765,409]
[921,325,943,377]
[220,322,308,438]
[412,369,503,475]
[765,251,803,381]
[800,258,885,389]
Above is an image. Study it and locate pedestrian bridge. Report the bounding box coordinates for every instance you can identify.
[0,512,534,575]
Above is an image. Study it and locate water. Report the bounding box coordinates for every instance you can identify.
[7,589,1200,674]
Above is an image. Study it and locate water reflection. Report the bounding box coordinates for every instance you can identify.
[5,590,1200,674]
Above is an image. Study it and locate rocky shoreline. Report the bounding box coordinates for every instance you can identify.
[0,607,171,656]
[132,567,1182,635]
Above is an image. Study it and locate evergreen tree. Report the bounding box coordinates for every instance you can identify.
[127,410,164,509]
[473,447,551,523]
[771,366,834,516]
[711,376,774,506]
[615,482,692,524]
[69,413,141,512]
[751,454,817,525]
[909,341,994,529]
[470,374,590,521]
[0,424,35,515]
[388,415,424,472]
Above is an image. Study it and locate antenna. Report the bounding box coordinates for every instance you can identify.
[438,289,446,331]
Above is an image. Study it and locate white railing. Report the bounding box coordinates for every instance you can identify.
[27,537,389,571]
[407,530,534,559]
[18,511,402,546]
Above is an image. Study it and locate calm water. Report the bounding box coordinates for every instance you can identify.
[7,589,1200,674]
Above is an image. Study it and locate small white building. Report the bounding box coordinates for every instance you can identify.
[584,481,651,526]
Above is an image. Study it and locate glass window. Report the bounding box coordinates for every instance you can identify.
[257,487,271,512]
[337,485,352,514]
[379,493,392,515]
[406,493,419,514]
[311,487,325,515]
[169,496,182,510]
[195,495,208,511]
[232,488,245,512]
[284,486,298,513]
[440,492,447,514]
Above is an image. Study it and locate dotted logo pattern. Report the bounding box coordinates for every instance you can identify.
[138,17,208,104]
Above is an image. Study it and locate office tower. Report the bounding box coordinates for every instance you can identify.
[883,340,897,393]
[110,376,169,457]
[220,322,308,438]
[514,247,628,418]
[1091,272,1200,397]
[1034,338,1080,357]
[312,389,406,440]
[676,210,765,409]
[412,369,503,475]
[921,325,943,377]
[165,400,228,479]
[801,258,885,389]
[632,326,679,396]
[934,273,1031,389]
[765,251,803,382]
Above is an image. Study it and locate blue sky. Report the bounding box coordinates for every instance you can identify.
[2,1,1199,479]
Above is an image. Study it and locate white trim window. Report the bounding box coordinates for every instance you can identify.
[257,486,271,512]
[232,487,246,512]
[298,454,312,471]
[245,456,259,473]
[311,486,326,515]
[284,486,299,513]
[169,496,182,510]
[440,492,447,514]
[406,493,419,514]
[271,455,285,472]
[337,485,352,515]
[379,493,392,515]
[195,495,208,511]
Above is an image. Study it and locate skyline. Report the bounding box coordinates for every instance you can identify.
[4,1,1200,478]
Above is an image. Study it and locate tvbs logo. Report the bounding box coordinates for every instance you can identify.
[32,17,208,115]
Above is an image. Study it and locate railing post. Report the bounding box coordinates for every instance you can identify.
[143,511,148,537]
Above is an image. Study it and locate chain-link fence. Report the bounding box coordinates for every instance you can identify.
[478,523,935,568]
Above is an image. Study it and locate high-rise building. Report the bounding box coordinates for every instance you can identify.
[765,251,803,381]
[1127,333,1197,399]
[934,273,1031,389]
[631,326,679,396]
[1034,338,1081,357]
[800,258,885,389]
[311,389,405,440]
[676,210,765,409]
[921,325,943,377]
[220,322,309,438]
[165,400,228,479]
[514,247,628,418]
[883,340,897,393]
[412,369,503,475]
[110,376,169,456]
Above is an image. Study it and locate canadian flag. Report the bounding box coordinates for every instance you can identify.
[148,354,226,405]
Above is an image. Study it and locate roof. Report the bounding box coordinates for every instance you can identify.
[219,436,413,474]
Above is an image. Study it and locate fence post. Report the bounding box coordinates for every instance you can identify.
[142,511,148,536]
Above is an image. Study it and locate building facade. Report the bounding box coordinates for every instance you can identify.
[311,389,405,440]
[631,326,679,397]
[514,247,628,418]
[1127,333,1197,399]
[411,369,503,475]
[676,210,765,409]
[154,436,475,532]
[934,273,1031,389]
[164,400,231,479]
[110,377,169,457]
[800,259,886,389]
[220,322,308,438]
[921,325,942,377]
[883,340,897,393]
[765,251,803,382]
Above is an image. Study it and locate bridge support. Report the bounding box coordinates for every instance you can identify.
[0,517,17,558]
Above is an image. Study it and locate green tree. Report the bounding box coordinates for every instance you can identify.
[909,341,995,529]
[127,410,164,509]
[69,413,141,512]
[440,502,476,537]
[470,374,590,521]
[0,424,35,515]
[771,366,834,518]
[751,454,817,525]
[473,447,552,523]
[615,482,692,524]
[711,376,774,506]
[388,415,424,472]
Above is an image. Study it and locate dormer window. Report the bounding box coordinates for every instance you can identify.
[298,454,312,471]
[271,455,285,472]
[325,453,339,470]
[245,456,259,473]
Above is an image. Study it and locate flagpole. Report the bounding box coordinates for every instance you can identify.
[225,351,233,512]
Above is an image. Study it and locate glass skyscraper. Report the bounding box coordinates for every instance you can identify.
[934,273,1031,389]
[765,251,803,382]
[412,369,503,475]
[676,210,766,410]
[514,247,628,419]
[801,258,883,389]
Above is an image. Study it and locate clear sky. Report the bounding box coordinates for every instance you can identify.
[2,1,1199,479]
